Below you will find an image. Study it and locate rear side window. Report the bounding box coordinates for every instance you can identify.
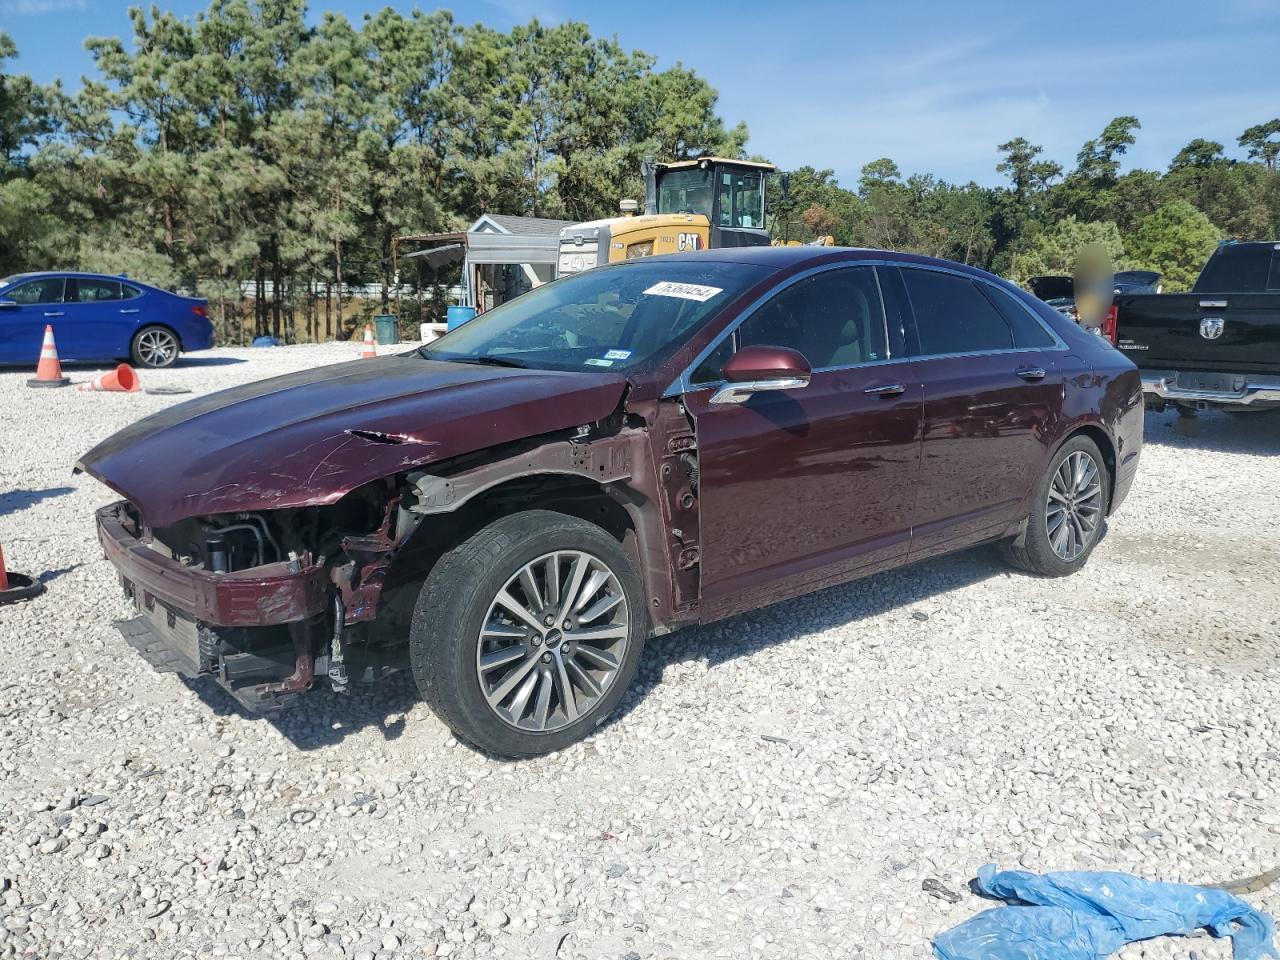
[122,284,143,300]
[1269,254,1280,292]
[8,277,64,304]
[902,268,1014,355]
[67,278,123,302]
[980,283,1056,349]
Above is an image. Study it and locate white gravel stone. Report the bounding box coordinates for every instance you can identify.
[1,344,1278,960]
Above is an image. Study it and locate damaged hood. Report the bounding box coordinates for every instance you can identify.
[77,354,628,527]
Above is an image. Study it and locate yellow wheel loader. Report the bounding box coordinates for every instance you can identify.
[557,158,777,275]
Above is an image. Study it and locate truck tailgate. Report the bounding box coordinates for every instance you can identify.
[1116,292,1280,372]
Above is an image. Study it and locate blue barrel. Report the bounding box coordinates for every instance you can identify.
[446,305,477,331]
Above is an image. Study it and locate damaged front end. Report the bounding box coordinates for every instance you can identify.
[99,482,420,713]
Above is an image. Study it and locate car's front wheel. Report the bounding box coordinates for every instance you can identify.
[409,510,646,757]
[131,326,181,368]
[1000,434,1110,577]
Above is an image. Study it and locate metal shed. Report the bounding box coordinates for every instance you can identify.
[395,214,572,313]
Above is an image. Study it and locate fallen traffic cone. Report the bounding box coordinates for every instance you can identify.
[0,542,45,605]
[79,363,140,393]
[27,324,71,388]
[361,324,377,359]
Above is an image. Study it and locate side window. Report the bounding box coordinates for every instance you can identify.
[717,173,732,226]
[980,283,1056,349]
[122,283,143,300]
[739,267,888,367]
[689,268,890,385]
[7,277,65,304]
[66,278,122,302]
[715,170,764,229]
[902,269,1014,355]
[691,337,734,385]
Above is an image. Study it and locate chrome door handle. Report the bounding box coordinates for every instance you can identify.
[44,311,65,317]
[120,308,140,314]
[1015,366,1046,381]
[1199,299,1228,309]
[864,381,906,397]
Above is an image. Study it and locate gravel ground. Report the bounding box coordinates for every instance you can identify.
[2,343,1279,960]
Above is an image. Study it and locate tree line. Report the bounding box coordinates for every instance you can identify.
[775,115,1280,291]
[2,2,1278,346]
[0,1,746,342]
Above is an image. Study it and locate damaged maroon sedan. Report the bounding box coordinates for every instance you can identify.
[80,248,1143,757]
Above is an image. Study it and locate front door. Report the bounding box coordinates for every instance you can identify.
[682,265,923,620]
[0,276,66,365]
[892,266,1066,561]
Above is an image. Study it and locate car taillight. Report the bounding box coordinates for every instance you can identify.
[192,305,208,318]
[1100,304,1118,345]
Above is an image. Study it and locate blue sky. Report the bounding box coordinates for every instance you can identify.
[3,0,1278,188]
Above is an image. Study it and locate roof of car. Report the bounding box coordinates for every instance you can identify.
[1,270,152,285]
[648,244,1004,280]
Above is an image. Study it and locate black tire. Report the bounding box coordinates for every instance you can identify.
[999,434,1110,577]
[409,510,647,758]
[130,325,181,368]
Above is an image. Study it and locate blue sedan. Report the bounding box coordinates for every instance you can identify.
[0,272,214,368]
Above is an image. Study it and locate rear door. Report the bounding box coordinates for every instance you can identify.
[62,277,132,360]
[894,266,1066,561]
[0,276,66,364]
[682,264,923,619]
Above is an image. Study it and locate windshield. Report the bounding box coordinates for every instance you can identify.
[657,169,714,217]
[422,260,770,373]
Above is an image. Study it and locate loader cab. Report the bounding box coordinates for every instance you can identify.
[647,158,774,249]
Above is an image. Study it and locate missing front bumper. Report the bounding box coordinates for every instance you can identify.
[114,609,312,713]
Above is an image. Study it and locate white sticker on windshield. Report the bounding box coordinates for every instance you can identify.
[604,349,632,360]
[643,281,723,302]
[584,358,614,367]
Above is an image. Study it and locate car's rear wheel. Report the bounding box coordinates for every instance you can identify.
[131,326,180,368]
[409,510,646,757]
[1000,435,1109,577]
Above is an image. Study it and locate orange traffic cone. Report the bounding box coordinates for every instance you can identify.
[27,325,71,388]
[0,542,45,604]
[361,324,377,359]
[79,363,140,393]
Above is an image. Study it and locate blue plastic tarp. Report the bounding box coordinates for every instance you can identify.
[934,864,1277,960]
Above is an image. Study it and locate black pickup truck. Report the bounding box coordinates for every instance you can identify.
[1116,241,1280,413]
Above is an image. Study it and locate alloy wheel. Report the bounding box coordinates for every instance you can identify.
[1046,450,1103,561]
[476,550,630,733]
[136,329,178,367]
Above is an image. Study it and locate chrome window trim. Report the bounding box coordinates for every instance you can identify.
[666,259,1068,397]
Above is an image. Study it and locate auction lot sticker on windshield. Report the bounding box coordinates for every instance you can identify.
[643,281,723,302]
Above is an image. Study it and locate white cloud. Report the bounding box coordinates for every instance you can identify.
[1,0,87,14]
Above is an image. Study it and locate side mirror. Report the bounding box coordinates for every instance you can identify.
[0,300,17,310]
[711,345,811,405]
